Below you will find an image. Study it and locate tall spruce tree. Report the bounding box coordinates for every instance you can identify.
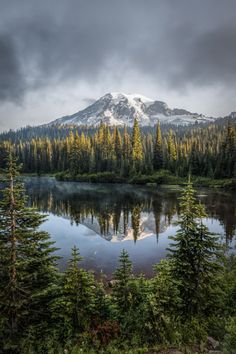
[132,118,143,172]
[69,132,80,176]
[122,126,132,176]
[0,150,58,351]
[168,179,222,319]
[167,130,177,173]
[113,249,133,317]
[59,246,96,341]
[153,122,163,170]
[114,127,122,171]
[220,124,236,178]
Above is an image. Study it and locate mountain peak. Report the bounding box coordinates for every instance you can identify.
[107,92,154,103]
[49,92,215,127]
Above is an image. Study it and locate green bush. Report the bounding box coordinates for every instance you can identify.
[129,170,183,185]
[56,172,126,183]
[192,176,236,189]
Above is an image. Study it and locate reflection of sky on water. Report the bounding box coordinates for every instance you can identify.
[40,212,230,277]
[22,177,236,276]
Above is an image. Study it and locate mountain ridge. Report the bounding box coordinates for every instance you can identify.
[48,92,216,127]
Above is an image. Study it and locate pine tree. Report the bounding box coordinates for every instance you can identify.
[113,251,151,341]
[113,127,122,171]
[220,124,236,178]
[0,150,58,351]
[113,249,133,317]
[60,246,96,339]
[146,260,180,343]
[93,280,111,323]
[0,142,9,169]
[168,179,223,318]
[167,130,177,173]
[122,126,132,176]
[3,119,236,180]
[132,118,143,172]
[69,132,80,176]
[153,122,163,170]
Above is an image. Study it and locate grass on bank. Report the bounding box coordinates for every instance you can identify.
[55,170,236,189]
[3,168,234,189]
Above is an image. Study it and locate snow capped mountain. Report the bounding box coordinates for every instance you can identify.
[49,92,216,127]
[79,211,174,242]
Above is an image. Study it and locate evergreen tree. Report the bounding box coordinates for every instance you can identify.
[113,127,122,171]
[2,118,236,180]
[146,260,180,344]
[69,132,80,176]
[0,150,58,351]
[122,126,132,176]
[93,280,111,323]
[59,246,96,341]
[113,249,133,317]
[220,124,236,178]
[153,122,163,170]
[167,130,177,172]
[0,142,9,169]
[168,179,223,319]
[132,118,143,171]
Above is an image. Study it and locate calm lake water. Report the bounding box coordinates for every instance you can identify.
[23,177,236,277]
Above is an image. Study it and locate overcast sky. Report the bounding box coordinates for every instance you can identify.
[0,0,236,131]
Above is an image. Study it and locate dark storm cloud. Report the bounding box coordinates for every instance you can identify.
[185,26,236,86]
[0,0,236,102]
[0,33,25,101]
[138,22,236,89]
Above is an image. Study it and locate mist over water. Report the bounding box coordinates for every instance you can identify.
[23,177,236,277]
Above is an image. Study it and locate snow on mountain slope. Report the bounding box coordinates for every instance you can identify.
[80,211,174,242]
[49,92,216,127]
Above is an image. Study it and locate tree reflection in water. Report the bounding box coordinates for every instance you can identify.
[23,177,236,244]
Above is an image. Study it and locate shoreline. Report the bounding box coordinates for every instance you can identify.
[19,172,236,190]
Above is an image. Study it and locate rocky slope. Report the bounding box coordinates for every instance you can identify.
[49,92,216,127]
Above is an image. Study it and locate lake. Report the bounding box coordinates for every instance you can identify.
[23,177,236,277]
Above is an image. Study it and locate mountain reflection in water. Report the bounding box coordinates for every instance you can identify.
[23,177,236,275]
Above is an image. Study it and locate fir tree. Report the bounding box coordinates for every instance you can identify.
[220,123,236,178]
[0,150,58,351]
[153,122,163,170]
[69,132,80,176]
[168,179,223,318]
[167,130,177,172]
[146,260,180,344]
[122,126,132,176]
[132,118,143,171]
[113,249,133,317]
[60,246,96,340]
[114,127,122,171]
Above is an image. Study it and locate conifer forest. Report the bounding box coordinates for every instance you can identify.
[1,1,236,353]
[0,118,235,183]
[0,118,236,353]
